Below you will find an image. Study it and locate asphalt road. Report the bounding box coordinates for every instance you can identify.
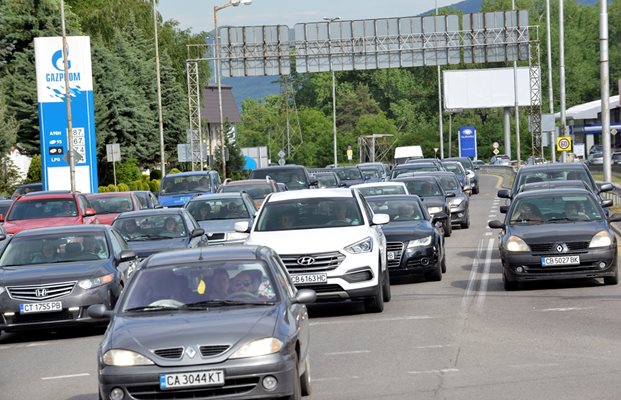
[2,174,621,400]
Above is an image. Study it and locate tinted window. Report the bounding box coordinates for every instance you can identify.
[251,169,308,190]
[8,198,77,220]
[160,174,212,195]
[187,198,250,221]
[367,199,424,222]
[88,195,134,214]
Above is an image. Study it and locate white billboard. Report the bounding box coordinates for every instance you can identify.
[443,67,540,110]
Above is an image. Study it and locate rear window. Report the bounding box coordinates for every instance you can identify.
[250,169,308,190]
[160,175,212,195]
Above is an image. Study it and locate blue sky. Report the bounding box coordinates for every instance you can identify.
[157,0,464,33]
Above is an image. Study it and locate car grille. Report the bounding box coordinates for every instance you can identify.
[529,242,590,254]
[386,242,404,268]
[127,377,259,399]
[522,263,605,274]
[280,252,345,273]
[7,281,76,302]
[153,348,183,359]
[297,284,344,293]
[200,345,230,357]
[11,310,75,324]
[206,232,225,241]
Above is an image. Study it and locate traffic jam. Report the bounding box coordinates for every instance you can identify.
[0,157,620,400]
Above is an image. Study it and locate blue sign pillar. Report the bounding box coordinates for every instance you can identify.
[458,126,477,159]
[34,36,98,193]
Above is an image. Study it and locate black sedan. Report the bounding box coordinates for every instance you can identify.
[489,188,621,290]
[112,208,208,259]
[0,225,137,333]
[88,245,316,400]
[366,195,446,281]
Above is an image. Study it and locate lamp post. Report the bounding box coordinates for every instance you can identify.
[435,0,444,159]
[324,16,341,167]
[60,0,76,192]
[215,0,252,179]
[152,0,166,177]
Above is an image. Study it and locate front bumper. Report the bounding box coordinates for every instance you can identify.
[0,283,119,332]
[449,204,468,224]
[387,243,439,276]
[99,353,297,400]
[502,247,617,282]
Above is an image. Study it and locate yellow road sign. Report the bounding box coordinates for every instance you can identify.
[556,136,572,152]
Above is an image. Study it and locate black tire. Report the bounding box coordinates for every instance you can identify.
[425,263,443,281]
[604,268,618,285]
[382,270,392,303]
[473,185,479,195]
[286,354,302,400]
[444,220,452,237]
[300,356,312,396]
[441,253,447,273]
[364,279,385,313]
[503,271,519,291]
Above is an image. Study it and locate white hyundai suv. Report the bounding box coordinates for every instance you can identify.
[237,188,391,313]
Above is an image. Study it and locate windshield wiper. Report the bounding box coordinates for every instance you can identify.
[510,218,542,224]
[546,217,580,223]
[124,305,180,312]
[183,299,274,309]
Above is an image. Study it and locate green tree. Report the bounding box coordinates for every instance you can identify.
[27,154,42,182]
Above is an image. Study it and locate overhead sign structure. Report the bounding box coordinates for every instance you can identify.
[556,136,572,152]
[34,36,97,193]
[458,126,477,159]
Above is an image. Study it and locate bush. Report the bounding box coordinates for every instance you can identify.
[168,168,181,175]
[117,183,129,191]
[149,179,160,193]
[27,154,42,183]
[107,184,118,192]
[116,159,141,183]
[150,169,162,180]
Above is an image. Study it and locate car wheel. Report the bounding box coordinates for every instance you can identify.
[503,271,519,291]
[473,185,479,195]
[300,356,312,396]
[441,253,447,273]
[286,354,302,400]
[604,267,619,285]
[444,220,452,237]
[364,279,385,313]
[425,262,442,281]
[382,269,392,303]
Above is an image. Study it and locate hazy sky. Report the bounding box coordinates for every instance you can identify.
[157,0,464,33]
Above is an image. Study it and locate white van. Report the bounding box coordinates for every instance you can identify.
[394,146,423,165]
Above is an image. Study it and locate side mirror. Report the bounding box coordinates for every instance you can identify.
[488,220,505,229]
[0,234,6,241]
[309,177,319,188]
[118,250,137,263]
[601,199,613,208]
[599,183,614,193]
[608,213,621,222]
[463,185,472,193]
[497,189,512,199]
[0,214,4,222]
[339,182,347,187]
[499,205,509,214]
[372,213,390,225]
[191,228,205,238]
[234,220,250,233]
[293,289,316,304]
[84,208,97,217]
[87,304,113,319]
[445,192,456,198]
[432,212,448,223]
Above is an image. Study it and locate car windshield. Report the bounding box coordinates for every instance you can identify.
[256,197,364,231]
[87,195,133,214]
[160,175,211,195]
[444,163,465,175]
[392,165,439,178]
[356,185,407,196]
[220,184,272,200]
[0,233,109,266]
[515,169,595,191]
[186,198,249,221]
[251,169,308,190]
[7,198,77,221]
[112,214,187,241]
[399,179,444,197]
[360,168,381,179]
[335,168,363,180]
[367,199,424,222]
[121,261,278,311]
[435,176,461,191]
[316,174,338,187]
[509,194,603,224]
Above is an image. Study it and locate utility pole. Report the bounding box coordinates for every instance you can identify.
[600,0,611,181]
[545,0,555,163]
[436,0,444,159]
[512,0,521,165]
[559,0,567,163]
[60,0,76,192]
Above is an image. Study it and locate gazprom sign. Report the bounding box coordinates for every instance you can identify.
[34,36,97,193]
[458,126,477,159]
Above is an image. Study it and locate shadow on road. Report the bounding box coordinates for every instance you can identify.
[0,325,105,344]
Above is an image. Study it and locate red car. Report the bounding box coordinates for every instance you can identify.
[86,192,141,225]
[1,191,99,235]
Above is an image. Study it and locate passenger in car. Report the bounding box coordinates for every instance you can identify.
[32,240,59,263]
[513,202,543,223]
[208,268,230,300]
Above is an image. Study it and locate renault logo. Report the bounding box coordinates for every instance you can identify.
[555,243,567,253]
[185,346,197,359]
[297,256,316,266]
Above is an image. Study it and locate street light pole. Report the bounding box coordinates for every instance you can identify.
[152,0,166,177]
[60,0,76,192]
[324,16,341,167]
[214,0,252,179]
[435,0,444,159]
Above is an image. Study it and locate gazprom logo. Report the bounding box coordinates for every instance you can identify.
[462,129,473,136]
[46,48,81,83]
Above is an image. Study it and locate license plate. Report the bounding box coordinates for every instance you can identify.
[387,251,396,260]
[541,255,580,266]
[160,370,224,390]
[20,301,62,314]
[291,273,328,285]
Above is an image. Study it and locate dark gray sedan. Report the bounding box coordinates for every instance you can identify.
[89,245,316,400]
[0,225,137,333]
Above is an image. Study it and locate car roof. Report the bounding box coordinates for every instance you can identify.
[190,192,246,200]
[517,163,587,172]
[266,188,354,202]
[86,192,134,197]
[351,182,407,188]
[162,171,217,178]
[517,180,589,192]
[512,187,594,200]
[223,179,273,186]
[113,208,187,218]
[394,162,437,169]
[142,245,269,268]
[253,165,305,171]
[364,194,422,202]
[18,191,76,199]
[11,224,112,238]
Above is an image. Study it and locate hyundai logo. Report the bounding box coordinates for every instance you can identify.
[35,288,47,298]
[297,256,316,266]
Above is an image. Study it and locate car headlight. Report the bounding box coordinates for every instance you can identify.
[0,286,4,296]
[103,349,155,366]
[78,273,114,290]
[407,236,432,248]
[427,206,443,215]
[226,231,249,241]
[589,231,612,248]
[345,237,373,254]
[449,198,464,207]
[505,236,530,252]
[230,337,283,359]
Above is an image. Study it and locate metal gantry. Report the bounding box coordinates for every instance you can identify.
[186,59,203,171]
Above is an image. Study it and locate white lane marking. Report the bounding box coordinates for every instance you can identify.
[537,307,593,312]
[310,315,433,326]
[508,363,560,368]
[0,342,49,351]
[408,368,459,375]
[462,239,484,308]
[313,375,360,382]
[41,373,90,381]
[488,214,496,219]
[324,350,370,356]
[484,232,492,236]
[476,238,495,308]
[414,344,454,349]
